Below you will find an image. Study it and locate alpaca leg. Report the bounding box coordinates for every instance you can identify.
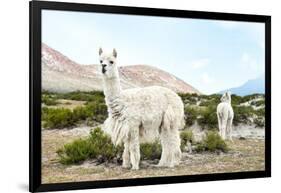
[158,141,168,167]
[226,118,233,141]
[159,130,181,167]
[158,130,170,167]
[218,115,222,137]
[129,128,140,170]
[221,118,227,140]
[170,131,182,166]
[122,140,130,168]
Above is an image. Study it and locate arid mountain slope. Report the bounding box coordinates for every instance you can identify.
[42,43,200,94]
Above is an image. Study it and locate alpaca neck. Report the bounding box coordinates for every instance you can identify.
[103,76,124,118]
[226,99,231,104]
[102,77,121,101]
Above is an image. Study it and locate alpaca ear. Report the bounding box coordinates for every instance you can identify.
[226,91,231,98]
[99,48,103,56]
[113,48,117,58]
[227,91,231,99]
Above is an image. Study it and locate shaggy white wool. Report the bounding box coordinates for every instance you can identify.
[99,48,184,170]
[217,91,234,140]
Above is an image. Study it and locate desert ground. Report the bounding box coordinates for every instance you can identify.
[41,92,265,184]
[42,126,264,184]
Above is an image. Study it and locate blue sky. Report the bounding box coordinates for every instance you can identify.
[42,10,265,94]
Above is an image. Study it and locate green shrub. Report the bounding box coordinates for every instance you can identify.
[241,94,263,103]
[43,108,74,129]
[88,127,123,161]
[86,101,108,123]
[253,117,265,127]
[251,99,265,107]
[140,141,162,160]
[42,95,58,106]
[184,107,198,126]
[57,128,123,165]
[72,106,93,122]
[180,130,194,150]
[197,106,218,129]
[58,91,105,102]
[56,138,91,164]
[57,127,168,165]
[254,108,265,117]
[199,95,220,107]
[42,100,108,129]
[231,95,243,106]
[178,93,198,105]
[232,105,254,126]
[195,131,228,152]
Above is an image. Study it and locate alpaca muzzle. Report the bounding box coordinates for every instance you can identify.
[102,64,107,74]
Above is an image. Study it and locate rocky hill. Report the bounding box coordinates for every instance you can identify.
[42,43,200,94]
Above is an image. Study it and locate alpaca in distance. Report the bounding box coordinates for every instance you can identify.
[217,91,234,140]
[99,48,185,170]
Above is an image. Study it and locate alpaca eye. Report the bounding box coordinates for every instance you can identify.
[110,61,114,64]
[100,60,103,64]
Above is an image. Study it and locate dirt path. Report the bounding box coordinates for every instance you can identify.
[42,127,265,184]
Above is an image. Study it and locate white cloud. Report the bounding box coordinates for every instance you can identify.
[201,72,214,85]
[191,58,210,69]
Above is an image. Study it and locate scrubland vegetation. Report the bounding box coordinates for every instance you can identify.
[41,90,265,179]
[42,91,265,130]
[179,93,265,129]
[56,128,229,165]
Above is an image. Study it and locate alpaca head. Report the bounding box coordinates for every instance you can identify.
[221,91,231,103]
[99,48,118,79]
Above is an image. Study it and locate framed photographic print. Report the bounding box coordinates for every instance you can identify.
[29,0,271,192]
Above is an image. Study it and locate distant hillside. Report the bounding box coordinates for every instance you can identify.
[42,43,200,94]
[219,76,265,96]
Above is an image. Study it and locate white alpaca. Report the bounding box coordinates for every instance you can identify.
[99,48,184,170]
[217,91,234,140]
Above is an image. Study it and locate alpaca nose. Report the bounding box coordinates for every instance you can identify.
[102,64,107,73]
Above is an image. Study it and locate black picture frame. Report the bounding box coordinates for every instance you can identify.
[29,1,271,192]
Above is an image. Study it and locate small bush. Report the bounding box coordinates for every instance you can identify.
[42,95,58,106]
[199,97,220,107]
[57,128,167,165]
[72,106,92,122]
[233,105,254,126]
[56,138,91,164]
[88,127,123,160]
[251,99,265,107]
[58,91,105,102]
[42,101,108,129]
[231,95,244,106]
[43,108,74,128]
[86,101,108,123]
[57,128,123,165]
[253,117,265,127]
[140,141,162,160]
[180,130,194,150]
[197,106,218,129]
[254,108,265,117]
[241,94,263,103]
[178,93,198,105]
[184,107,198,126]
[195,131,228,153]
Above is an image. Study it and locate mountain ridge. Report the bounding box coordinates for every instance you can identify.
[219,76,265,96]
[42,43,200,94]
